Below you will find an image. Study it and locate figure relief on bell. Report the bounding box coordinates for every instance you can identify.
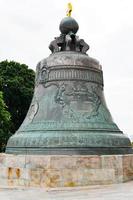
[35,59,50,85]
[54,82,102,122]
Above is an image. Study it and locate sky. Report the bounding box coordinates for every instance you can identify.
[0,0,133,138]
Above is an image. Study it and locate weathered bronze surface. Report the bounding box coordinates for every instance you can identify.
[6,16,133,155]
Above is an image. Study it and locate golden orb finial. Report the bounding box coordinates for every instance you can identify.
[66,2,72,17]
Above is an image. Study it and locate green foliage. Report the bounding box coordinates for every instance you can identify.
[0,91,11,152]
[0,60,35,134]
[132,142,133,148]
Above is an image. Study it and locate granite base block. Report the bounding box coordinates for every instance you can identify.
[0,154,133,188]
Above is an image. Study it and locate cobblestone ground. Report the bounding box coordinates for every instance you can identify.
[0,181,133,200]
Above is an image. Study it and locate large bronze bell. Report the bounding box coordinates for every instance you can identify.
[6,16,133,155]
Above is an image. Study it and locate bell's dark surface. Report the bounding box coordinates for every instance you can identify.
[6,16,133,155]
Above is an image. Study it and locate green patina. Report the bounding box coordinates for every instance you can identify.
[6,16,133,155]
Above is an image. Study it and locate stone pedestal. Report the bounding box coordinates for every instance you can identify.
[0,154,133,188]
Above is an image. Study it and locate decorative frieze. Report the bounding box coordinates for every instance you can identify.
[36,64,103,85]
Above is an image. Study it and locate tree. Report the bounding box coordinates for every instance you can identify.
[0,60,35,134]
[0,91,11,152]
